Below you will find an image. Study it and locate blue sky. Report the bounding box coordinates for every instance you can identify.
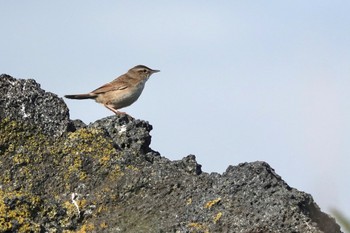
[1,1,349,225]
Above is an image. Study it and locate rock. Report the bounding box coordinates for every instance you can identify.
[89,115,153,153]
[0,74,71,137]
[0,75,342,233]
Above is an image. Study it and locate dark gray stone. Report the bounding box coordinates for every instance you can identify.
[89,115,153,153]
[0,74,70,137]
[0,75,342,233]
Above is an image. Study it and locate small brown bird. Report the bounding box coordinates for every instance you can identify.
[64,65,160,114]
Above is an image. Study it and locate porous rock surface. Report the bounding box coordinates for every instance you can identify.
[0,74,71,137]
[0,74,342,232]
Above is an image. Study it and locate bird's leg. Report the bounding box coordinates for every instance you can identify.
[104,104,128,115]
[104,104,120,114]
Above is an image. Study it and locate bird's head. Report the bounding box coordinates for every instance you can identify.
[129,65,160,80]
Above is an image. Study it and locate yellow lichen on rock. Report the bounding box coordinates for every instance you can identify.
[0,189,41,233]
[188,222,209,233]
[204,198,221,210]
[213,212,222,224]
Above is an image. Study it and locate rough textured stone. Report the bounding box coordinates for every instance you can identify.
[89,115,153,153]
[0,74,71,137]
[0,75,342,232]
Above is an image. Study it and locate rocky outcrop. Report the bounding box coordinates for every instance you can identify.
[0,75,71,137]
[0,74,342,232]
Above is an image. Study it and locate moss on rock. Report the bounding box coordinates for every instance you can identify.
[0,75,342,232]
[0,118,124,232]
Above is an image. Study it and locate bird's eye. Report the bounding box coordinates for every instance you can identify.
[143,69,148,73]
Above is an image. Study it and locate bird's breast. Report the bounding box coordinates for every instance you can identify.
[102,81,146,109]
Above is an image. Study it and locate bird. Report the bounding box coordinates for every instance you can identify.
[64,65,160,114]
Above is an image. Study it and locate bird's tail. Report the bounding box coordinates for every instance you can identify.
[64,93,97,100]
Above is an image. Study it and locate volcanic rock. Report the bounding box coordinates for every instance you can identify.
[0,74,342,233]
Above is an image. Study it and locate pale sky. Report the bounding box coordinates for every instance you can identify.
[1,1,349,224]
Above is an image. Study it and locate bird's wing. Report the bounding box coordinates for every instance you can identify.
[91,75,130,94]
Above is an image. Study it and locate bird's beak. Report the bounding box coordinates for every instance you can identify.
[151,69,160,73]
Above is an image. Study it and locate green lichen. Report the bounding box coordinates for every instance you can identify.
[62,127,119,189]
[0,118,124,231]
[213,212,223,223]
[204,198,221,209]
[188,222,209,233]
[0,189,41,232]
